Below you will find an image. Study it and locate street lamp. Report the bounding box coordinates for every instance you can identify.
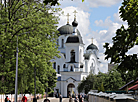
[33,66,37,102]
[14,32,29,102]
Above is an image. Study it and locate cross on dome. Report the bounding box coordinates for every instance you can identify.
[91,38,93,44]
[66,13,70,24]
[73,10,78,19]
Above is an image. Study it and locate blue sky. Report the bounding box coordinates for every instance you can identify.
[55,0,137,73]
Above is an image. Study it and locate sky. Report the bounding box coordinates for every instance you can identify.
[55,0,138,73]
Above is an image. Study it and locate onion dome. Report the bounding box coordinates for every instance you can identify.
[58,24,81,36]
[58,24,73,35]
[66,36,83,44]
[72,18,78,27]
[86,43,98,50]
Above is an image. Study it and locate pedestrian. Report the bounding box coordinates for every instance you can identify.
[59,94,62,102]
[68,92,71,98]
[69,96,73,102]
[7,98,11,102]
[79,95,83,102]
[74,96,78,102]
[22,94,27,102]
[78,93,80,102]
[5,96,8,102]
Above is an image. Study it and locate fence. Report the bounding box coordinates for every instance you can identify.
[88,92,138,102]
[0,94,46,102]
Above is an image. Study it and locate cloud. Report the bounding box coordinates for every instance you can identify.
[99,53,108,73]
[87,0,122,7]
[58,0,122,10]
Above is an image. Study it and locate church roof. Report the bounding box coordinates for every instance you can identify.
[86,43,98,50]
[66,36,83,44]
[58,24,81,36]
[66,77,76,81]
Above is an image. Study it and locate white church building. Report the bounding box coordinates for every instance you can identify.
[52,12,100,97]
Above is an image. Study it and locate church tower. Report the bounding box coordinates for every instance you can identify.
[52,11,100,97]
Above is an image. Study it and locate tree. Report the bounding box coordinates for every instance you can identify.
[43,0,84,6]
[120,70,136,84]
[0,0,60,94]
[77,67,125,93]
[103,0,138,78]
[77,73,97,94]
[104,67,125,91]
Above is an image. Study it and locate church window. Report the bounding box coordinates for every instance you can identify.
[70,66,73,71]
[80,65,83,68]
[53,62,56,69]
[61,39,64,48]
[63,64,66,68]
[58,65,60,74]
[70,50,75,62]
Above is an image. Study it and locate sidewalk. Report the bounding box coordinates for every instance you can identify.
[37,97,55,102]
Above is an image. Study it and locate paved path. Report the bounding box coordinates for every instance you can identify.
[37,97,87,102]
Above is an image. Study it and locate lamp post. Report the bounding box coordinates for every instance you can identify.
[14,35,19,102]
[33,66,37,102]
[14,32,29,102]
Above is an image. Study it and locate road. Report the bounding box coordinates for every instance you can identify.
[37,97,86,102]
[50,98,69,102]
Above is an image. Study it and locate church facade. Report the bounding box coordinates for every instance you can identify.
[51,12,100,97]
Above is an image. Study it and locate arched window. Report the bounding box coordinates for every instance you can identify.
[70,50,75,62]
[63,64,66,68]
[62,39,64,48]
[53,62,56,69]
[80,65,83,68]
[58,65,60,74]
[70,66,73,71]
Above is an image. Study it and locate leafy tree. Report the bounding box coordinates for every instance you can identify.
[43,0,84,6]
[120,70,136,84]
[103,0,138,78]
[104,67,125,91]
[78,67,125,93]
[98,82,105,92]
[0,0,60,94]
[77,73,97,94]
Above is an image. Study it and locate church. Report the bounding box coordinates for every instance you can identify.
[51,11,100,97]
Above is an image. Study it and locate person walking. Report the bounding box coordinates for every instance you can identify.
[59,94,62,102]
[69,96,73,102]
[22,95,27,102]
[79,95,83,102]
[7,98,11,102]
[5,96,8,102]
[74,96,78,102]
[78,93,80,102]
